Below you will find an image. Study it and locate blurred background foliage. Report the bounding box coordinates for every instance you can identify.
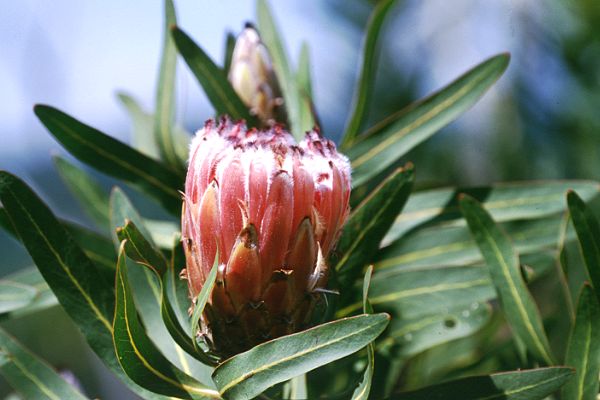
[1,0,600,398]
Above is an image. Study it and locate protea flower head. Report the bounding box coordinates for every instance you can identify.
[181,118,351,357]
[228,23,286,127]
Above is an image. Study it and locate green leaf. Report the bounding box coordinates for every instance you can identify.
[0,280,37,315]
[190,250,219,352]
[460,194,555,365]
[0,172,165,396]
[387,180,600,242]
[116,92,160,159]
[567,190,600,302]
[377,216,564,270]
[116,219,168,275]
[213,313,389,400]
[171,27,257,125]
[335,164,414,284]
[110,188,214,384]
[155,0,184,170]
[53,155,110,230]
[113,242,219,399]
[256,0,305,139]
[562,284,600,400]
[350,266,375,400]
[34,105,184,215]
[0,171,115,353]
[223,31,236,74]
[341,0,396,148]
[296,41,316,132]
[1,267,58,317]
[347,53,509,187]
[397,367,574,400]
[1,206,116,273]
[377,304,491,360]
[337,264,494,318]
[0,327,89,400]
[296,42,312,99]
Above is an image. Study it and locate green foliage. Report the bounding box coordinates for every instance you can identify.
[3,0,600,398]
[0,327,89,400]
[460,194,554,364]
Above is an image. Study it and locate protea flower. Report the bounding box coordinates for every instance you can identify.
[181,118,351,357]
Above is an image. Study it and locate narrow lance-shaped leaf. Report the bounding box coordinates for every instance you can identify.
[171,27,257,125]
[347,53,509,187]
[256,0,305,139]
[377,215,565,270]
[223,31,236,74]
[460,194,555,364]
[155,0,183,170]
[116,219,168,276]
[387,180,600,243]
[213,314,389,400]
[567,190,600,303]
[0,172,168,396]
[0,327,89,400]
[117,92,160,158]
[397,367,574,400]
[191,250,219,352]
[335,164,414,285]
[0,171,115,355]
[0,280,37,315]
[337,264,494,318]
[296,41,317,133]
[113,242,219,399]
[342,0,396,148]
[34,105,184,215]
[562,283,600,400]
[53,155,111,230]
[350,266,375,400]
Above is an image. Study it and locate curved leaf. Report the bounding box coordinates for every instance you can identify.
[171,27,257,125]
[116,219,168,275]
[34,105,184,215]
[342,0,396,147]
[397,367,574,400]
[348,53,509,187]
[113,242,219,399]
[213,313,389,400]
[0,327,88,400]
[460,194,554,364]
[110,188,214,383]
[562,284,600,400]
[387,180,600,242]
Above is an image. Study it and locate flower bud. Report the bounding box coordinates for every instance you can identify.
[182,118,351,357]
[228,24,286,127]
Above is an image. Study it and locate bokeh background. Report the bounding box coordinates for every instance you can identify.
[1,0,599,397]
